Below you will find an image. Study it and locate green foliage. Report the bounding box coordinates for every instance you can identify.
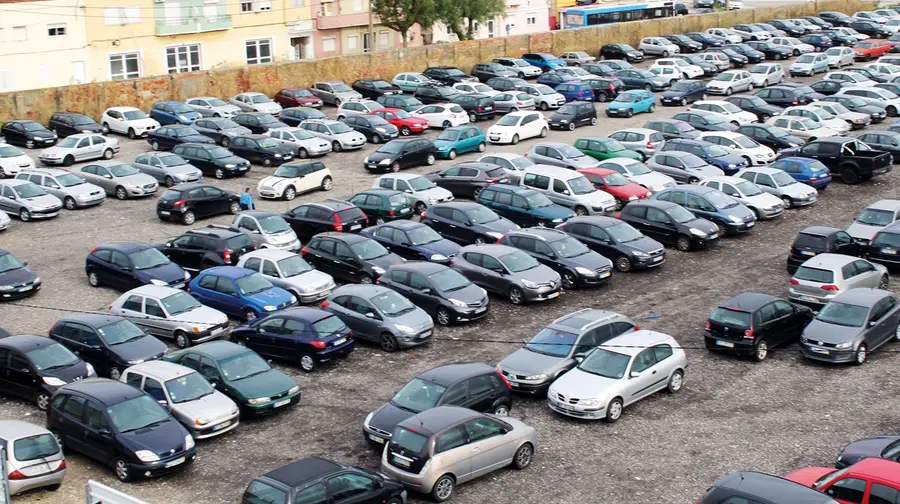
[371,0,437,46]
[436,0,506,41]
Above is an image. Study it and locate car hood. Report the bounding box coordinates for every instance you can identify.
[246,286,294,306]
[632,172,676,188]
[567,250,613,270]
[18,193,61,210]
[715,153,747,166]
[119,418,188,456]
[41,145,76,156]
[283,269,334,292]
[174,390,237,421]
[1,154,33,166]
[368,253,405,270]
[517,263,561,284]
[780,182,817,198]
[579,190,616,207]
[417,238,461,257]
[839,436,900,465]
[111,335,167,364]
[743,192,783,208]
[228,368,295,399]
[164,164,202,176]
[369,401,415,434]
[623,235,665,254]
[253,102,282,113]
[26,130,57,139]
[136,262,186,284]
[169,305,228,327]
[480,217,519,234]
[218,155,250,165]
[664,89,697,99]
[42,360,91,383]
[802,318,864,344]
[846,221,884,240]
[337,131,367,141]
[127,118,160,128]
[532,204,576,220]
[0,266,38,287]
[551,367,618,399]
[440,282,485,304]
[434,139,463,149]
[414,186,453,201]
[784,467,834,487]
[118,173,159,186]
[838,111,869,121]
[566,156,601,168]
[499,347,569,376]
[387,307,433,332]
[689,165,725,177]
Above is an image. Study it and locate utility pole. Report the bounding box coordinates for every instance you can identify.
[368,0,374,52]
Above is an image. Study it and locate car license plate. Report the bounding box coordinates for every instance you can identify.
[17,285,33,292]
[369,434,385,444]
[475,306,487,313]
[333,337,347,345]
[747,221,755,227]
[367,164,377,169]
[165,456,186,468]
[212,420,232,431]
[599,271,611,278]
[274,399,291,408]
[652,256,663,262]
[558,402,575,411]
[160,211,171,216]
[239,167,248,171]
[351,224,362,230]
[798,295,816,302]
[810,346,830,355]
[800,250,815,256]
[421,330,433,338]
[392,456,410,467]
[509,380,519,387]
[547,291,560,299]
[882,248,898,254]
[716,340,735,348]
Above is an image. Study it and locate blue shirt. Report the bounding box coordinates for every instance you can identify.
[240,193,254,209]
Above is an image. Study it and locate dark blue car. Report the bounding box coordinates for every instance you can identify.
[85,242,189,292]
[0,249,41,301]
[150,101,201,126]
[522,52,567,71]
[769,156,833,189]
[475,184,575,228]
[536,71,567,89]
[361,220,461,264]
[799,34,833,51]
[47,378,196,482]
[661,138,749,175]
[188,266,297,321]
[147,125,214,151]
[555,81,594,102]
[661,80,707,106]
[652,185,757,236]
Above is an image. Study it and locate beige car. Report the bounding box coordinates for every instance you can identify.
[765,116,839,141]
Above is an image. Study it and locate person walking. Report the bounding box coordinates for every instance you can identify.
[239,187,255,210]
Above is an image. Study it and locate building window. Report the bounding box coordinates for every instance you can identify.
[353,0,362,11]
[322,37,336,52]
[47,23,66,37]
[320,0,334,16]
[12,26,27,42]
[487,20,494,38]
[289,0,304,6]
[0,28,5,43]
[0,70,12,91]
[104,7,141,25]
[378,31,389,47]
[240,0,270,12]
[347,35,357,50]
[245,38,272,64]
[363,32,370,52]
[109,52,141,80]
[166,44,201,73]
[527,15,536,24]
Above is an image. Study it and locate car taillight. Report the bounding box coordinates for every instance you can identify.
[8,469,26,480]
[633,325,640,331]
[90,247,98,253]
[809,177,817,182]
[496,370,512,389]
[56,459,66,471]
[173,200,186,208]
[744,328,755,339]
[821,284,839,291]
[705,321,711,330]
[223,249,232,263]
[477,106,483,112]
[450,114,457,118]
[310,340,327,349]
[389,209,396,216]
[186,286,191,293]
[420,210,427,219]
[320,300,330,308]
[485,178,498,183]
[790,278,799,285]
[333,213,343,231]
[646,141,654,149]
[792,99,799,105]
[615,212,622,219]
[301,246,309,256]
[789,247,796,254]
[493,235,504,243]
[577,92,584,98]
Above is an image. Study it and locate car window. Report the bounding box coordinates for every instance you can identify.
[61,395,86,419]
[84,401,109,430]
[143,377,167,402]
[468,374,494,396]
[122,295,143,312]
[631,348,657,373]
[825,477,866,503]
[441,382,467,405]
[653,344,673,362]
[145,299,165,318]
[435,426,468,454]
[869,483,900,504]
[464,417,506,443]
[325,474,375,501]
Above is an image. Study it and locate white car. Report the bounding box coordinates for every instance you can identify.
[834,86,900,116]
[874,9,900,19]
[706,70,754,95]
[101,107,160,139]
[748,63,785,87]
[699,176,784,220]
[770,37,815,56]
[265,128,332,158]
[883,18,900,34]
[452,82,500,97]
[732,24,770,41]
[257,159,333,200]
[824,71,877,88]
[853,11,889,23]
[492,57,543,78]
[185,97,241,118]
[727,0,743,9]
[373,173,454,211]
[781,105,851,135]
[697,52,731,72]
[706,28,743,44]
[38,133,120,166]
[878,55,900,66]
[653,58,704,79]
[554,66,595,81]
[766,116,839,140]
[0,144,34,177]
[335,99,382,121]
[229,92,283,114]
[688,100,757,125]
[638,37,680,57]
[833,27,868,42]
[736,167,818,208]
[808,101,871,129]
[789,18,821,32]
[864,62,900,81]
[649,65,683,85]
[0,209,10,231]
[596,157,676,192]
[486,111,548,145]
[825,47,856,68]
[410,104,470,128]
[697,131,775,165]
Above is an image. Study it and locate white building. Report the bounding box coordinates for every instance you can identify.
[430,0,552,43]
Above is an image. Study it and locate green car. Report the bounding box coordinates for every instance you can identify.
[164,341,300,417]
[434,125,487,160]
[573,137,643,162]
[349,188,414,225]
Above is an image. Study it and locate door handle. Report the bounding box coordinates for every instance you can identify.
[652,370,657,375]
[471,447,480,452]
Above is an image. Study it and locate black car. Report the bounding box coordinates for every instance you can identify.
[0,249,41,301]
[600,43,644,62]
[786,226,861,273]
[724,44,765,63]
[172,143,250,179]
[686,32,726,48]
[362,220,460,263]
[227,134,295,166]
[49,314,167,379]
[231,112,289,134]
[767,19,805,36]
[821,29,856,46]
[301,232,403,284]
[413,84,461,105]
[549,101,597,130]
[156,183,241,225]
[671,112,739,132]
[867,222,900,269]
[754,85,819,107]
[425,162,510,198]
[556,215,666,272]
[485,76,528,92]
[278,107,328,127]
[0,120,58,148]
[705,292,813,361]
[85,241,190,290]
[376,94,424,112]
[661,80,707,106]
[581,77,623,102]
[147,125,214,151]
[809,80,847,96]
[857,131,900,163]
[849,20,890,38]
[379,262,489,325]
[452,94,497,122]
[362,363,513,446]
[351,79,402,99]
[0,335,93,410]
[699,472,839,504]
[820,11,852,27]
[498,227,614,288]
[822,95,888,122]
[835,435,900,469]
[644,119,702,140]
[364,138,436,173]
[663,35,704,53]
[157,226,254,272]
[242,458,407,504]
[745,40,793,60]
[615,69,669,91]
[471,62,517,82]
[47,379,196,482]
[344,115,399,144]
[709,48,749,67]
[282,200,369,240]
[422,66,476,85]
[581,62,618,77]
[803,16,833,29]
[724,95,784,122]
[618,200,719,251]
[736,123,803,151]
[48,112,104,137]
[421,201,518,245]
[190,118,251,146]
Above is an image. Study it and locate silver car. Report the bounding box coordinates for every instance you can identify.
[699,176,785,220]
[477,153,535,183]
[265,127,332,158]
[646,151,724,184]
[132,152,202,187]
[16,168,106,209]
[789,253,889,306]
[452,244,562,305]
[547,330,687,422]
[186,96,241,118]
[298,119,366,151]
[524,142,601,170]
[236,249,335,303]
[607,128,666,160]
[121,361,239,439]
[559,51,596,66]
[497,308,638,395]
[228,212,301,251]
[310,81,363,106]
[229,92,283,114]
[0,420,66,495]
[190,118,252,147]
[109,285,230,348]
[38,133,119,166]
[381,406,536,502]
[0,179,62,221]
[373,172,454,211]
[77,161,159,200]
[322,284,434,352]
[491,92,536,113]
[736,167,818,208]
[517,84,566,111]
[846,199,900,244]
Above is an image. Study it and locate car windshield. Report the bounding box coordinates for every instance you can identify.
[825,48,843,55]
[57,137,79,148]
[0,253,24,274]
[258,215,291,234]
[671,81,697,91]
[473,84,493,93]
[388,194,408,206]
[873,231,900,248]
[219,351,270,381]
[794,266,834,283]
[202,98,227,107]
[816,301,869,327]
[0,146,24,158]
[437,130,460,141]
[771,171,797,186]
[708,191,738,209]
[376,142,404,155]
[606,222,645,243]
[107,395,170,433]
[500,250,540,273]
[329,123,353,134]
[797,54,816,63]
[856,208,894,226]
[525,327,578,357]
[122,110,147,120]
[535,85,556,95]
[668,205,697,223]
[350,239,389,260]
[208,147,233,159]
[550,236,591,258]
[390,109,411,119]
[257,138,280,149]
[109,164,140,177]
[554,145,581,159]
[524,192,553,208]
[311,315,346,338]
[21,122,45,132]
[166,372,214,404]
[844,97,868,107]
[160,291,202,316]
[558,104,579,115]
[733,136,759,149]
[174,127,201,137]
[735,180,763,196]
[706,144,729,157]
[710,307,752,327]
[404,176,433,192]
[370,291,416,317]
[467,206,499,224]
[407,224,443,245]
[13,183,47,198]
[26,343,79,371]
[577,348,630,379]
[13,434,59,462]
[128,248,170,270]
[428,267,470,292]
[682,154,709,169]
[496,115,522,127]
[614,94,636,103]
[70,115,96,126]
[391,377,446,412]
[47,173,83,188]
[98,319,145,345]
[277,255,313,277]
[568,176,595,195]
[235,273,273,295]
[703,113,727,125]
[250,95,272,104]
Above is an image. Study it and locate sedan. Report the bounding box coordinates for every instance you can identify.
[451,244,561,305]
[190,118,251,147]
[699,176,784,220]
[0,180,62,221]
[77,162,158,200]
[661,80,708,106]
[0,120,57,149]
[765,115,839,140]
[0,144,34,178]
[600,43,644,62]
[229,92,283,114]
[38,133,119,167]
[736,166,818,208]
[147,125,214,151]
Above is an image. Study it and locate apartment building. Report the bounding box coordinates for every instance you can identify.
[431,0,552,43]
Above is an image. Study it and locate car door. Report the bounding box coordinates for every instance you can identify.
[81,399,114,464]
[250,316,287,358]
[625,348,660,404]
[772,300,804,346]
[347,296,381,340]
[196,274,227,311]
[462,416,512,478]
[204,186,231,215]
[833,231,860,256]
[646,207,677,244]
[4,350,38,401]
[328,296,369,339]
[866,298,895,346]
[56,395,88,453]
[334,242,363,282]
[431,426,473,482]
[324,472,383,504]
[852,260,881,288]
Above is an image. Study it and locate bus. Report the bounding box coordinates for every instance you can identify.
[560,1,675,29]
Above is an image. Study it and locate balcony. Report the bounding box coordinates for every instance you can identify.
[314,11,374,30]
[155,15,232,36]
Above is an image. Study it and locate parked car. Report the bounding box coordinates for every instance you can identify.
[426,162,511,198]
[156,183,240,226]
[85,241,189,291]
[301,232,404,284]
[377,262,487,326]
[150,101,201,126]
[451,244,561,304]
[273,88,323,109]
[228,211,302,251]
[868,221,900,268]
[645,151,723,183]
[38,132,118,167]
[351,79,402,100]
[264,127,332,158]
[230,112,289,134]
[0,249,40,300]
[0,144,34,178]
[187,266,296,321]
[229,92,283,114]
[600,43,644,62]
[361,219,459,264]
[335,99,383,121]
[348,188,414,226]
[432,125,486,160]
[0,335,93,410]
[409,104,469,129]
[492,57,544,78]
[617,199,719,251]
[661,80,707,106]
[146,125,214,152]
[687,32,727,48]
[778,137,893,184]
[653,185,757,236]
[549,102,597,130]
[789,253,889,308]
[392,72,437,93]
[846,199,900,245]
[643,119,702,141]
[769,157,832,189]
[235,248,334,303]
[786,226,860,273]
[607,128,667,159]
[663,34,705,53]
[48,111,104,137]
[0,420,66,494]
[698,472,841,504]
[699,176,784,219]
[101,107,159,139]
[185,97,242,119]
[696,131,776,166]
[706,70,754,95]
[518,165,616,215]
[76,161,158,200]
[787,458,900,501]
[16,168,106,209]
[517,84,566,111]
[278,107,327,127]
[736,166,819,209]
[660,137,749,174]
[475,184,574,228]
[486,111,547,145]
[0,179,62,221]
[605,90,656,118]
[185,118,247,148]
[420,201,518,245]
[414,85,462,105]
[298,118,367,152]
[736,123,803,151]
[671,111,739,132]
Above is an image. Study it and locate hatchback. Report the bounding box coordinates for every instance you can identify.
[150,101,201,126]
[0,144,35,178]
[451,244,561,305]
[420,202,518,245]
[188,266,296,321]
[846,199,900,244]
[574,137,642,162]
[185,96,242,118]
[378,262,488,325]
[0,179,62,222]
[364,138,437,173]
[0,120,58,149]
[157,226,254,273]
[77,162,158,201]
[705,292,813,361]
[372,108,430,136]
[736,123,804,151]
[16,168,106,210]
[132,152,202,187]
[85,241,190,291]
[605,90,655,118]
[172,144,250,180]
[278,107,327,127]
[282,199,369,239]
[789,253,889,306]
[836,435,900,468]
[498,228,612,288]
[361,220,460,264]
[698,472,841,504]
[426,162,511,198]
[549,102,597,130]
[147,125,213,152]
[433,126,486,160]
[377,94,425,112]
[302,232,404,284]
[0,335,93,410]
[228,211,301,252]
[156,183,240,225]
[227,135,295,167]
[653,185,757,236]
[868,221,900,268]
[257,160,332,201]
[348,189,414,226]
[661,80,707,106]
[857,131,900,161]
[699,176,784,220]
[600,43,644,61]
[661,138,749,174]
[787,458,900,501]
[617,200,720,251]
[48,111,104,137]
[645,151,723,184]
[0,420,66,494]
[556,215,666,272]
[237,248,334,303]
[451,94,497,122]
[476,184,574,228]
[671,111,739,132]
[787,226,861,274]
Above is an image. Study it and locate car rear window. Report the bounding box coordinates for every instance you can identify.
[226,234,253,251]
[337,207,365,222]
[794,266,834,283]
[709,307,751,327]
[391,427,429,454]
[13,434,59,462]
[873,232,900,248]
[242,480,287,504]
[649,132,665,143]
[311,315,346,337]
[486,167,507,178]
[794,233,828,249]
[160,189,182,200]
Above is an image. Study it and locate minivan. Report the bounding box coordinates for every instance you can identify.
[519,164,617,215]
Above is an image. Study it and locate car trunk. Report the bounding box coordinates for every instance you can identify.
[387,427,430,474]
[707,307,752,343]
[791,265,836,295]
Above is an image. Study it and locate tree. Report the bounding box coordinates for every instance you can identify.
[436,0,506,41]
[371,0,437,47]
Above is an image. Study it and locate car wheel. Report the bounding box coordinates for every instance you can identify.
[102,148,114,160]
[332,140,342,152]
[174,330,191,349]
[747,83,754,91]
[681,98,687,106]
[596,92,608,103]
[182,210,196,226]
[215,168,225,180]
[615,255,632,272]
[300,354,317,372]
[321,176,333,191]
[894,323,900,342]
[648,104,655,113]
[841,167,860,184]
[262,157,272,167]
[540,102,549,111]
[400,126,411,136]
[426,154,436,165]
[283,186,296,201]
[152,141,161,151]
[725,87,733,96]
[64,196,77,210]
[115,459,131,482]
[229,201,241,214]
[605,397,623,422]
[627,109,634,118]
[667,370,684,393]
[221,136,231,148]
[442,120,452,129]
[115,186,128,200]
[513,442,534,469]
[591,116,598,125]
[644,84,652,91]
[508,286,525,305]
[87,271,101,287]
[101,123,110,134]
[164,176,176,188]
[414,201,428,215]
[573,205,588,216]
[448,149,457,159]
[375,216,386,225]
[753,339,769,362]
[243,309,257,321]
[688,176,699,185]
[432,475,455,503]
[334,98,342,107]
[518,71,526,78]
[675,234,692,252]
[716,221,728,237]
[109,367,121,380]
[780,195,793,208]
[880,274,890,290]
[469,112,477,123]
[36,391,51,411]
[435,307,453,326]
[359,274,374,284]
[567,122,576,131]
[662,50,670,57]
[296,147,309,159]
[51,430,64,452]
[127,128,136,139]
[561,271,577,290]
[854,343,867,365]
[24,139,34,149]
[540,127,548,137]
[63,155,75,167]
[371,134,382,144]
[889,106,899,117]
[380,333,399,352]
[477,142,486,152]
[474,236,487,245]
[511,134,519,145]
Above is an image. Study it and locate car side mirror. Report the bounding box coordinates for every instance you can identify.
[365,312,376,319]
[439,173,447,177]
[20,367,31,374]
[104,174,113,179]
[404,189,412,193]
[158,399,169,406]
[251,229,260,234]
[630,371,642,378]
[563,190,570,195]
[554,155,562,160]
[422,288,432,294]
[7,194,15,200]
[869,320,877,327]
[48,184,59,189]
[98,428,112,437]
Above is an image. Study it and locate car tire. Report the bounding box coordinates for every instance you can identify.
[379,333,399,352]
[164,176,176,187]
[469,112,477,122]
[644,84,652,91]
[436,307,453,326]
[605,397,623,422]
[87,271,101,287]
[687,176,699,185]
[880,274,890,290]
[508,286,525,305]
[681,98,687,106]
[667,370,684,393]
[332,140,342,152]
[716,221,728,237]
[152,141,161,151]
[841,167,860,184]
[854,343,867,365]
[561,271,577,290]
[243,309,257,321]
[448,149,457,160]
[426,154,436,165]
[753,339,769,362]
[591,117,598,125]
[36,391,51,411]
[300,354,317,372]
[513,443,534,469]
[321,176,333,191]
[675,234,692,252]
[174,330,191,349]
[400,126,411,136]
[375,217,386,225]
[432,475,455,503]
[750,207,760,220]
[63,155,75,167]
[574,205,588,216]
[229,201,241,214]
[182,210,196,226]
[474,236,487,245]
[215,168,225,180]
[102,149,114,160]
[615,255,632,272]
[540,102,549,111]
[115,186,128,200]
[780,195,793,208]
[359,274,374,284]
[109,367,121,380]
[115,459,131,482]
[648,104,655,113]
[567,122,576,131]
[371,134,382,144]
[296,147,308,158]
[511,134,519,145]
[725,87,733,96]
[540,127,548,137]
[889,106,899,117]
[221,136,231,148]
[64,196,77,210]
[627,109,634,118]
[128,128,136,139]
[262,157,272,167]
[283,186,296,201]
[101,123,110,134]
[477,142,486,152]
[596,92,608,103]
[442,120,452,129]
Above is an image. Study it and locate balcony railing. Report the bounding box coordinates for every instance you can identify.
[155,15,232,36]
[314,11,373,30]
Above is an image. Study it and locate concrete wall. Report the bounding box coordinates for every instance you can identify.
[0,0,874,122]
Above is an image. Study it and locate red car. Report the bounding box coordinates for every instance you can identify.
[577,167,651,208]
[274,88,323,108]
[371,107,429,136]
[852,40,891,60]
[785,458,900,503]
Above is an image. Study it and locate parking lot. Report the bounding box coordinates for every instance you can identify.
[2,48,899,504]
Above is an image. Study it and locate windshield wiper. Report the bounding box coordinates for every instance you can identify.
[233,369,268,381]
[122,418,169,432]
[389,400,421,413]
[109,335,143,345]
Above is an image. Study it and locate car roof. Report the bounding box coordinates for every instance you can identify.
[798,225,842,237]
[1,178,35,187]
[845,457,900,479]
[239,210,281,219]
[241,248,296,261]
[719,292,780,312]
[487,183,538,195]
[186,226,243,238]
[799,253,858,269]
[59,377,144,403]
[550,308,625,331]
[416,363,495,387]
[58,313,126,327]
[777,156,819,165]
[397,406,481,436]
[706,175,750,185]
[460,244,518,257]
[128,360,195,380]
[96,241,154,253]
[201,266,255,279]
[434,201,483,211]
[22,167,74,176]
[566,215,627,228]
[120,284,183,298]
[168,183,207,191]
[603,330,674,357]
[107,107,141,112]
[715,471,839,503]
[279,307,333,322]
[701,131,742,139]
[381,220,426,230]
[740,166,781,175]
[389,261,447,274]
[0,334,64,353]
[834,287,893,306]
[312,232,367,243]
[331,283,392,297]
[508,227,569,241]
[615,128,657,136]
[865,199,900,211]
[633,199,678,209]
[381,172,424,181]
[185,340,246,359]
[263,457,343,488]
[357,188,402,196]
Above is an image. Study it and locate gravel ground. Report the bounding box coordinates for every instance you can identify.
[2,50,899,504]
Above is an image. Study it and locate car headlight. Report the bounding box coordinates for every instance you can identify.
[646,191,653,196]
[579,397,603,407]
[288,385,300,395]
[248,397,271,405]
[364,156,369,163]
[150,279,167,286]
[690,228,707,237]
[77,193,91,200]
[395,324,417,334]
[184,434,195,450]
[379,159,391,165]
[86,362,95,376]
[729,215,743,223]
[560,119,569,123]
[430,254,448,261]
[485,231,504,239]
[135,450,160,462]
[628,195,638,201]
[376,127,386,133]
[854,118,863,123]
[364,411,374,429]
[289,295,297,303]
[32,277,41,285]
[195,417,210,426]
[264,305,277,312]
[575,267,595,277]
[633,250,649,257]
[184,271,191,280]
[225,164,236,168]
[522,279,539,289]
[372,266,386,275]
[524,373,548,381]
[438,146,449,151]
[756,154,765,159]
[836,342,853,349]
[127,359,144,365]
[178,115,188,121]
[728,163,737,168]
[449,298,468,307]
[274,153,282,158]
[42,376,67,387]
